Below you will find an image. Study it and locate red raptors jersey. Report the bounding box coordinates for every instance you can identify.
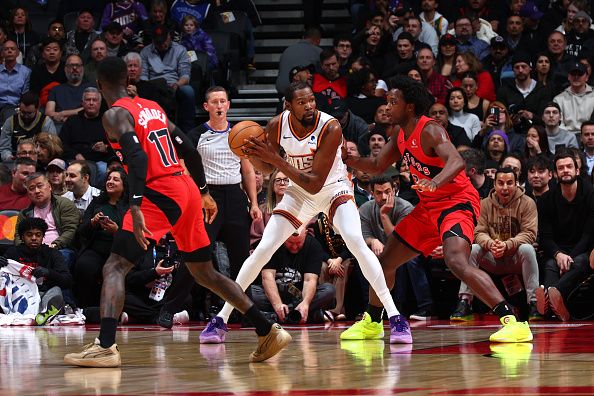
[396,115,474,202]
[110,97,184,183]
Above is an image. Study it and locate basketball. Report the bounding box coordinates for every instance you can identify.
[228,120,266,157]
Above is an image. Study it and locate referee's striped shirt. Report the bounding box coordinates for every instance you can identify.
[188,122,241,185]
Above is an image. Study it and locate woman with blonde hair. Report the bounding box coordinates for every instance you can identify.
[250,170,289,252]
[35,132,64,169]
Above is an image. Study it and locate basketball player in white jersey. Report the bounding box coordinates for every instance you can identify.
[199,81,412,345]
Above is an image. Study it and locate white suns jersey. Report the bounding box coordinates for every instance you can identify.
[277,110,348,191]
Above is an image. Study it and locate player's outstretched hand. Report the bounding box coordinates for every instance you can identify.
[202,193,218,224]
[411,179,437,192]
[131,206,152,250]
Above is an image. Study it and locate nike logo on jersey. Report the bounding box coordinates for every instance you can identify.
[282,135,292,139]
[132,194,143,199]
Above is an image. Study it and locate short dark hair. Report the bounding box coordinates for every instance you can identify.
[47,19,63,30]
[17,217,48,239]
[40,37,61,50]
[320,48,337,63]
[388,75,435,116]
[97,56,128,87]
[20,91,39,107]
[445,87,468,113]
[369,175,394,190]
[285,81,311,102]
[14,157,37,168]
[69,160,91,179]
[333,34,352,48]
[554,149,578,170]
[303,27,321,40]
[396,31,415,45]
[495,166,517,182]
[25,172,47,185]
[526,153,553,172]
[460,148,486,174]
[581,120,594,132]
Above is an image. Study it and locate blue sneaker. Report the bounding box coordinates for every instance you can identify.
[199,316,228,344]
[389,315,413,344]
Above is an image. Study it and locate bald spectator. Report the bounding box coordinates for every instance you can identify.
[45,54,93,130]
[429,102,472,148]
[0,40,31,124]
[0,157,36,210]
[84,39,108,85]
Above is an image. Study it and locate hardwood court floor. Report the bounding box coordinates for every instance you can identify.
[2,317,594,395]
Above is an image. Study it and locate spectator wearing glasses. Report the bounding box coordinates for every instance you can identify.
[334,35,353,76]
[45,54,93,130]
[0,91,56,162]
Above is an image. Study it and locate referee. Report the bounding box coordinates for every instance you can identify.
[157,86,262,327]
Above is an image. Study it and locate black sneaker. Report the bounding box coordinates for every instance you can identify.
[528,301,544,322]
[450,299,473,321]
[36,294,64,325]
[409,309,435,321]
[157,309,173,329]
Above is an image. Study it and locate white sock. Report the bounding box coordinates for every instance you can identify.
[332,200,400,317]
[218,215,297,323]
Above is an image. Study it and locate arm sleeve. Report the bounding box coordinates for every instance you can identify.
[119,131,148,206]
[170,126,209,195]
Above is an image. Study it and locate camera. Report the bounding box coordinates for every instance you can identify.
[286,309,302,324]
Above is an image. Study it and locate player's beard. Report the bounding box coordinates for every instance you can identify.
[299,112,316,127]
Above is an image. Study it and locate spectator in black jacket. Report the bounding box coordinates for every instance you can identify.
[74,167,128,308]
[4,217,72,325]
[59,87,111,182]
[496,53,552,131]
[536,151,594,321]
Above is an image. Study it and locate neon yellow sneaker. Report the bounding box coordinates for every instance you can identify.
[489,315,533,343]
[340,313,384,340]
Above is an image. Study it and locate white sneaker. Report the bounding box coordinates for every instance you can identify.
[120,312,128,325]
[173,310,190,325]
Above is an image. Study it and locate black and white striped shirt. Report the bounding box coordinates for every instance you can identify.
[188,122,241,185]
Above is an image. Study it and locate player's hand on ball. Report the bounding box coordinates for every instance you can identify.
[202,193,218,224]
[244,137,279,165]
[412,179,437,192]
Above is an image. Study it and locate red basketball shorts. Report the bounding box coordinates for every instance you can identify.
[394,190,480,257]
[121,174,210,253]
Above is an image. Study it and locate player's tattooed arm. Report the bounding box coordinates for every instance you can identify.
[422,121,465,188]
[344,123,401,174]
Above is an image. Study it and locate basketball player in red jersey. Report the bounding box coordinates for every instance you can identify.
[342,76,533,343]
[64,57,291,367]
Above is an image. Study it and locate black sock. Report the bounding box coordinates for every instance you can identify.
[492,301,514,318]
[245,305,273,336]
[367,304,384,323]
[98,317,118,348]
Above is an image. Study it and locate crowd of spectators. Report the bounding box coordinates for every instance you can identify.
[2,0,594,325]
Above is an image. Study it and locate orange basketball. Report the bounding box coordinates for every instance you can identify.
[228,120,266,157]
